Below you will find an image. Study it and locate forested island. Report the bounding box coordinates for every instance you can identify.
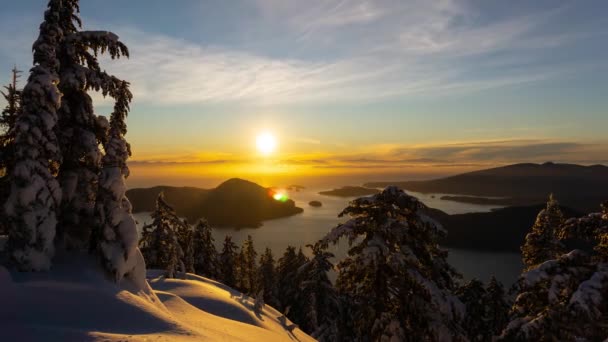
[127,178,303,227]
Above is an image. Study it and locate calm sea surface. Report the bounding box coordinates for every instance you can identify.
[134,187,523,286]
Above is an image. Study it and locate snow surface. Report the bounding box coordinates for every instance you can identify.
[0,253,315,341]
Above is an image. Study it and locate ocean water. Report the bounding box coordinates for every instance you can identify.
[134,187,523,286]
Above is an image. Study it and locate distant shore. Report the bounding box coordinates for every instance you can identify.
[319,186,380,197]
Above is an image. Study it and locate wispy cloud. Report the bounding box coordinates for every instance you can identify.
[96,0,597,106]
[0,1,598,108]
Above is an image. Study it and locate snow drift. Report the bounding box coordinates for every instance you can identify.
[0,252,315,341]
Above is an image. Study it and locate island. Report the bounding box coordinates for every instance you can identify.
[127,178,303,228]
[287,184,306,191]
[319,186,380,197]
[309,200,323,207]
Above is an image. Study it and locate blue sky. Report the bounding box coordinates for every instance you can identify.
[0,0,607,186]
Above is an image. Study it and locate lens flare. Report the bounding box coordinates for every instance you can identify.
[271,190,289,202]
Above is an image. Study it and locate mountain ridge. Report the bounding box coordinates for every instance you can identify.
[364,162,608,212]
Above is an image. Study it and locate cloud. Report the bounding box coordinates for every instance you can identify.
[92,0,595,107]
[129,139,608,171]
[90,26,572,106]
[0,1,597,109]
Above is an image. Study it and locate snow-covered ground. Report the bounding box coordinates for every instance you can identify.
[0,252,315,341]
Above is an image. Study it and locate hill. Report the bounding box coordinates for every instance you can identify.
[365,162,608,212]
[426,204,583,252]
[0,253,314,342]
[127,178,303,227]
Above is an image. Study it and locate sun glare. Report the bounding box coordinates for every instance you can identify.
[256,132,277,155]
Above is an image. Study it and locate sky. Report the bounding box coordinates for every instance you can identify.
[0,0,607,188]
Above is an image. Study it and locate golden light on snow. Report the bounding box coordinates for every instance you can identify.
[256,132,277,155]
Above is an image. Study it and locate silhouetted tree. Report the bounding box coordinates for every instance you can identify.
[192,219,219,279]
[237,235,258,294]
[0,67,22,236]
[257,247,279,308]
[521,194,565,270]
[139,193,185,278]
[298,243,340,341]
[485,276,509,338]
[219,235,239,288]
[176,218,194,273]
[276,245,309,327]
[321,186,466,341]
[457,279,488,341]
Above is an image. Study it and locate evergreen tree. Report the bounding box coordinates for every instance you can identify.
[521,194,565,270]
[237,235,258,295]
[257,247,279,308]
[4,0,65,270]
[0,67,22,236]
[93,80,141,281]
[192,219,219,279]
[236,245,246,292]
[321,186,466,341]
[500,202,608,341]
[276,246,300,311]
[298,243,340,341]
[52,2,130,250]
[176,218,194,273]
[457,278,488,341]
[484,276,509,338]
[0,66,22,175]
[139,193,185,278]
[276,245,309,327]
[219,235,239,288]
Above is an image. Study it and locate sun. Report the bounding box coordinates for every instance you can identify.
[256,132,277,155]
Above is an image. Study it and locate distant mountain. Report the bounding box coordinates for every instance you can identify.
[319,186,380,197]
[365,162,608,212]
[428,204,582,252]
[127,178,303,227]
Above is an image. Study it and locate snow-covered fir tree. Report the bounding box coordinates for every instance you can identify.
[320,186,466,341]
[257,247,279,308]
[192,219,219,279]
[297,243,340,341]
[0,67,22,236]
[237,235,258,295]
[4,0,65,271]
[521,194,565,270]
[93,80,142,282]
[485,276,509,338]
[500,202,608,341]
[457,278,488,342]
[139,193,185,278]
[219,235,239,288]
[53,2,130,250]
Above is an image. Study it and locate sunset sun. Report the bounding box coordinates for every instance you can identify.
[256,132,277,155]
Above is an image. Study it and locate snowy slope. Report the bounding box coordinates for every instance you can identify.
[0,252,315,342]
